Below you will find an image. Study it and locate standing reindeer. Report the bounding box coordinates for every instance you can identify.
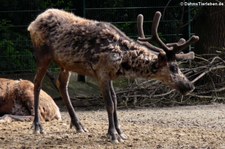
[28,9,199,143]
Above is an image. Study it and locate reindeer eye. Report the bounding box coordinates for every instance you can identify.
[169,64,178,73]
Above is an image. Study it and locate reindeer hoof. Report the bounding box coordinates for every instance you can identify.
[120,133,128,140]
[77,127,88,133]
[111,139,120,144]
[32,123,45,134]
[70,122,88,133]
[107,133,125,143]
[33,128,45,134]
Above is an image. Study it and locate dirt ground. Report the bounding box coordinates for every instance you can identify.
[1,104,225,149]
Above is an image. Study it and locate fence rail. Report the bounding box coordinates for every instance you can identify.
[0,0,193,75]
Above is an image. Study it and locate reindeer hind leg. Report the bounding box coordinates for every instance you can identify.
[32,44,52,134]
[57,69,87,133]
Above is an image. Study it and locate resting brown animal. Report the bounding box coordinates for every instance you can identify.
[0,78,61,122]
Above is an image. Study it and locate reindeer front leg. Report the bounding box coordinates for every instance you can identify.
[100,80,125,143]
[109,81,127,140]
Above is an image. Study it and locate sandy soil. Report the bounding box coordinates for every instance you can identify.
[1,104,225,149]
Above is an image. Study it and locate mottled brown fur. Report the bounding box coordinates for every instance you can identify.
[28,9,195,143]
[28,9,160,80]
[0,78,61,121]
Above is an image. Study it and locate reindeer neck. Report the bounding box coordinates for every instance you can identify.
[99,24,159,78]
[117,38,159,79]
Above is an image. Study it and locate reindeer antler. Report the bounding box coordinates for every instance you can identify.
[137,12,172,52]
[137,14,166,55]
[137,11,199,60]
[151,11,173,52]
[137,14,145,39]
[167,38,196,60]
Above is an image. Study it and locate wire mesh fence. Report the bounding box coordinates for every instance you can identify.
[0,0,193,76]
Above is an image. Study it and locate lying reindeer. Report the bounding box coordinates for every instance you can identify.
[27,9,199,143]
[0,78,61,122]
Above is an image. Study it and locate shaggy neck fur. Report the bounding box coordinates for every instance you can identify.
[115,38,159,79]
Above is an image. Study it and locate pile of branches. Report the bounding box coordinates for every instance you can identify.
[54,53,225,108]
[116,53,225,107]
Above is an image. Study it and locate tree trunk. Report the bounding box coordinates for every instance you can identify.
[194,5,225,54]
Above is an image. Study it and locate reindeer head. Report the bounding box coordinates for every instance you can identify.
[137,11,199,95]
